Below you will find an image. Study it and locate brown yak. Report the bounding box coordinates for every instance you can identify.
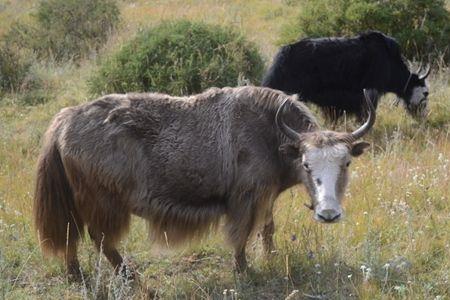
[34,86,375,278]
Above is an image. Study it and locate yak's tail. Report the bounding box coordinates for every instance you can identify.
[34,138,83,257]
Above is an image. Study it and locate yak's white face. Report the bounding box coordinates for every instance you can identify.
[275,90,373,224]
[409,85,429,107]
[405,80,429,119]
[301,143,352,223]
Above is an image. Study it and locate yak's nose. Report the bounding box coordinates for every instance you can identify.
[316,209,341,223]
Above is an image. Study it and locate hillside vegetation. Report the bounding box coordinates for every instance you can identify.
[280,0,450,63]
[0,1,449,299]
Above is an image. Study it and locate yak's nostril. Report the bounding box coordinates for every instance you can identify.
[423,91,429,97]
[317,213,341,223]
[330,213,341,221]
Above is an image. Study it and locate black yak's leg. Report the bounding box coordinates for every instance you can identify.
[357,91,380,122]
[320,106,343,127]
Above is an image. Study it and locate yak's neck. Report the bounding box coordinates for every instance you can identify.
[386,63,412,97]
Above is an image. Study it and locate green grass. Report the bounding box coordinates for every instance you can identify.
[1,1,450,299]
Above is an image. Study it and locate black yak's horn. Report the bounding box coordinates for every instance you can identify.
[416,61,423,74]
[351,89,376,140]
[276,98,302,141]
[419,64,431,80]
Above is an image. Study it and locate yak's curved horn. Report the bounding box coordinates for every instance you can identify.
[276,98,302,141]
[416,61,423,74]
[351,89,376,140]
[419,63,431,80]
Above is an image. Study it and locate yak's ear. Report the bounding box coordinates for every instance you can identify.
[351,141,371,157]
[279,143,300,159]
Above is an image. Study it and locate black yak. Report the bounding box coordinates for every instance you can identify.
[262,31,430,121]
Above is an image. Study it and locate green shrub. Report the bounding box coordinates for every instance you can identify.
[5,0,120,62]
[38,0,120,61]
[16,63,54,106]
[280,0,450,62]
[0,42,53,105]
[0,42,35,94]
[89,20,265,96]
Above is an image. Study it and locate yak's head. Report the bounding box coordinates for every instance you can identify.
[277,90,376,223]
[401,64,431,119]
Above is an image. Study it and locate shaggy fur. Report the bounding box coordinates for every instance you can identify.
[261,31,429,121]
[34,85,375,277]
[34,86,321,276]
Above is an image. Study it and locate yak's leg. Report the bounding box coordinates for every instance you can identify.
[225,191,259,272]
[319,106,341,128]
[357,92,380,122]
[67,159,134,279]
[88,223,134,279]
[230,222,253,272]
[88,228,123,269]
[82,187,133,279]
[262,208,275,257]
[65,242,81,280]
[62,217,83,280]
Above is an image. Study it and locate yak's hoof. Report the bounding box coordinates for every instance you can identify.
[234,258,248,273]
[67,261,82,282]
[118,262,137,282]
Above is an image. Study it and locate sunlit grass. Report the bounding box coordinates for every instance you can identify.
[118,0,299,58]
[0,0,449,299]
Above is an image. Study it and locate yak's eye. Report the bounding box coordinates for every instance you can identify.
[345,161,351,167]
[303,162,311,172]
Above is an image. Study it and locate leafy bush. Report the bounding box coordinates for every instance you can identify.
[280,0,450,62]
[5,0,120,62]
[16,63,54,106]
[0,0,119,104]
[38,0,120,61]
[0,42,53,105]
[0,42,35,94]
[89,20,265,96]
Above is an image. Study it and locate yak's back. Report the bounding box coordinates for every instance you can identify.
[262,31,402,93]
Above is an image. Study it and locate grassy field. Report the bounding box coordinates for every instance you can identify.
[1,0,450,299]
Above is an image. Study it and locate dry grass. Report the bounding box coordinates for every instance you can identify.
[1,0,450,299]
